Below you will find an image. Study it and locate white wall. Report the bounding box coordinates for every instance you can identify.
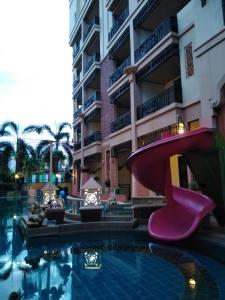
[100,6,112,59]
[178,27,200,104]
[193,0,224,49]
[178,0,225,127]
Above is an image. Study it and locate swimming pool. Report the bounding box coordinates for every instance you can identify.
[1,204,225,299]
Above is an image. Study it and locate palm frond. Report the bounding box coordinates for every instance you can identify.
[36,140,50,156]
[0,141,15,155]
[23,125,46,134]
[62,143,73,167]
[58,122,71,133]
[57,132,70,142]
[1,121,18,136]
[42,125,55,138]
[0,127,10,137]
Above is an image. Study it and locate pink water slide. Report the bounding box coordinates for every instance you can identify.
[127,128,216,241]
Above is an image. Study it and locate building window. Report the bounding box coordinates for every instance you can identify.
[188,119,200,131]
[185,43,194,77]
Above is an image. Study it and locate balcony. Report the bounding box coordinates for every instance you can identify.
[110,56,130,85]
[84,91,101,111]
[84,53,100,74]
[73,43,80,60]
[73,75,80,90]
[74,106,83,119]
[84,69,100,89]
[136,44,179,84]
[133,0,190,30]
[84,16,100,40]
[74,142,81,151]
[84,131,101,146]
[110,81,129,104]
[108,7,129,41]
[111,111,131,133]
[108,28,129,60]
[137,85,182,120]
[135,17,178,62]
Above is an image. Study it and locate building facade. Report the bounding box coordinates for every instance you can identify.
[69,0,225,198]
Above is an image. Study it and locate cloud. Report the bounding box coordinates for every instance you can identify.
[0,0,73,128]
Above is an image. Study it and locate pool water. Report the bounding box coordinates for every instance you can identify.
[1,204,225,299]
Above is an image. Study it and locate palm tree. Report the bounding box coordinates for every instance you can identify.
[27,122,72,175]
[0,142,14,175]
[0,121,44,178]
[22,145,46,180]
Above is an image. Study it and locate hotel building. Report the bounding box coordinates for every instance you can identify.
[69,0,225,199]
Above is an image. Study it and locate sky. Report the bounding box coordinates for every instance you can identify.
[0,0,73,133]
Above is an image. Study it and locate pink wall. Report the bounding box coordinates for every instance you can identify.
[100,56,115,139]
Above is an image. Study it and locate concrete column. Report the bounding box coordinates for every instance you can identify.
[124,66,151,198]
[125,68,138,152]
[79,114,85,196]
[110,156,118,189]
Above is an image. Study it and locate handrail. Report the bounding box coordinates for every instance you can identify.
[137,85,182,120]
[110,56,130,85]
[135,16,178,62]
[111,111,131,132]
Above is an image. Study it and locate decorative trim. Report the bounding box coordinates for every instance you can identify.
[194,27,225,58]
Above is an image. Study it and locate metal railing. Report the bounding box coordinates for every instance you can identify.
[73,74,80,89]
[108,7,129,41]
[110,56,130,85]
[111,111,131,133]
[135,16,178,62]
[84,16,100,40]
[84,53,100,74]
[84,91,101,110]
[136,44,179,81]
[137,85,182,120]
[84,131,101,146]
[73,106,83,119]
[73,43,80,59]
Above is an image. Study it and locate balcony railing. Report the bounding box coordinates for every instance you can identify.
[108,7,129,41]
[111,111,131,133]
[74,142,81,151]
[73,74,80,89]
[136,44,179,81]
[84,91,101,110]
[84,16,100,40]
[135,17,178,62]
[73,43,80,59]
[74,106,83,119]
[110,56,130,85]
[84,131,101,146]
[84,53,100,74]
[137,85,182,120]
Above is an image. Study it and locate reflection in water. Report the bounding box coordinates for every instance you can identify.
[1,204,225,299]
[84,250,101,270]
